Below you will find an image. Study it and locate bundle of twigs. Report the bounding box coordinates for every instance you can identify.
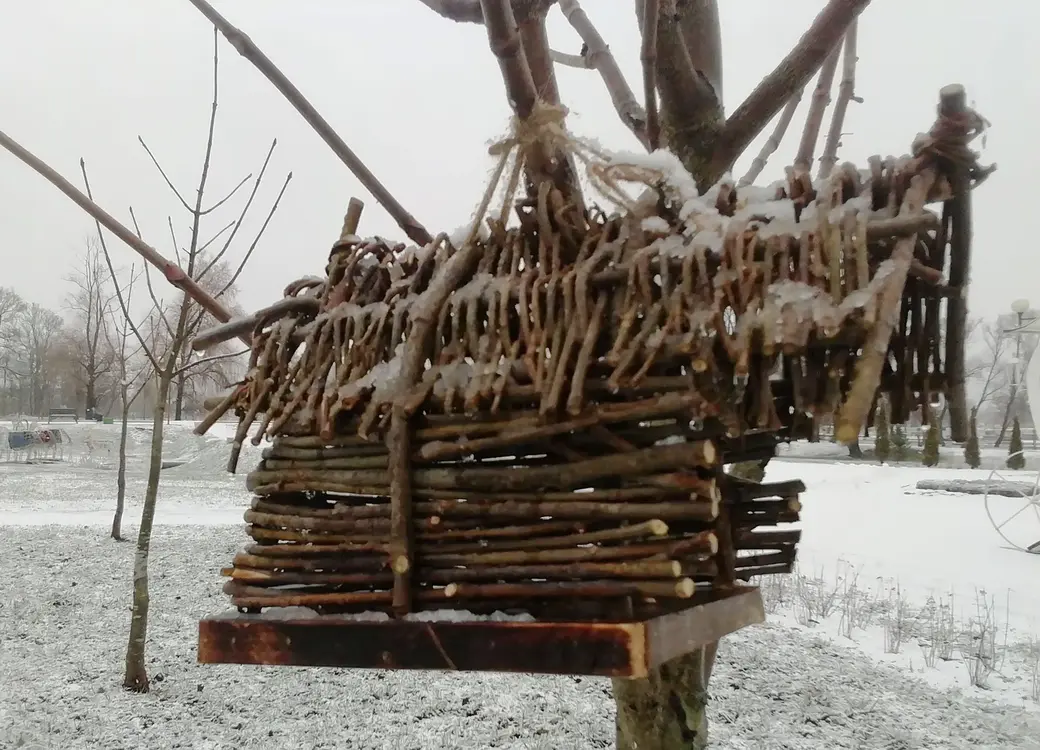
[222,422,803,616]
[195,86,987,619]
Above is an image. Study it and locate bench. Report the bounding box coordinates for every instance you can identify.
[47,408,79,423]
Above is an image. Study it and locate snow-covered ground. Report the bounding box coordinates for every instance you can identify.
[1,420,1039,748]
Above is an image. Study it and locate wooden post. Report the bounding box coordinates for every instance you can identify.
[940,84,972,443]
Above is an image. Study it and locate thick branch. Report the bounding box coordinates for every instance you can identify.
[673,0,723,105]
[793,44,840,171]
[184,1,432,246]
[557,0,648,148]
[649,0,723,186]
[640,0,661,150]
[517,11,584,204]
[416,0,484,22]
[817,22,859,179]
[480,0,539,120]
[711,0,871,179]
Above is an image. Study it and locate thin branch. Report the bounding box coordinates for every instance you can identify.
[416,0,484,23]
[173,347,249,378]
[0,131,239,337]
[640,0,661,151]
[137,136,193,214]
[143,263,177,342]
[793,44,841,171]
[167,216,184,268]
[557,0,648,148]
[196,138,278,282]
[183,1,433,246]
[711,0,871,178]
[80,160,161,372]
[201,173,251,216]
[737,89,803,187]
[817,22,860,180]
[131,207,177,341]
[186,25,222,279]
[197,221,235,257]
[550,49,590,68]
[218,171,293,298]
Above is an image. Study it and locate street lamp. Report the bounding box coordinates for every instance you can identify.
[1009,300,1031,390]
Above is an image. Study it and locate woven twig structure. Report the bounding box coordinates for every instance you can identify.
[200,88,989,620]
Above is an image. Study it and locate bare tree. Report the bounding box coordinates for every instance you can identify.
[80,28,287,693]
[11,303,66,416]
[0,287,27,414]
[101,262,153,541]
[65,238,118,419]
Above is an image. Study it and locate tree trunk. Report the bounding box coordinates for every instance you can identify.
[112,384,131,541]
[174,370,186,421]
[994,388,1017,447]
[122,373,171,693]
[614,644,717,749]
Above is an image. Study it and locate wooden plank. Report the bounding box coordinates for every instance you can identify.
[197,587,764,678]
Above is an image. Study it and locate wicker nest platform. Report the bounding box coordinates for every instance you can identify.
[195,86,988,675]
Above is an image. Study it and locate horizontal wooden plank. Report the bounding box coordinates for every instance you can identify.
[197,586,764,678]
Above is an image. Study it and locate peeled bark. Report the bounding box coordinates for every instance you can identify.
[122,374,171,692]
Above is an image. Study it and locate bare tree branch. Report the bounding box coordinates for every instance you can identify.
[640,0,661,151]
[137,136,194,214]
[173,347,249,378]
[80,161,161,372]
[517,8,584,204]
[167,216,184,269]
[185,26,222,281]
[196,138,278,282]
[481,0,540,120]
[648,0,723,185]
[200,173,251,216]
[673,0,723,106]
[183,2,433,246]
[793,44,841,171]
[416,0,484,23]
[217,171,293,298]
[557,0,648,148]
[0,131,239,337]
[737,89,803,187]
[550,49,590,68]
[817,22,860,180]
[129,207,177,341]
[711,0,871,179]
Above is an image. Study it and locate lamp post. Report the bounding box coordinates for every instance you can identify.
[998,299,1033,447]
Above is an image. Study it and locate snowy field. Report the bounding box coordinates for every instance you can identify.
[1,420,1039,749]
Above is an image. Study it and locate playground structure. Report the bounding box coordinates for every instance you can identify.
[984,309,1040,554]
[0,423,72,463]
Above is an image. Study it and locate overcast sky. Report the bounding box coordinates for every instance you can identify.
[1,0,1036,323]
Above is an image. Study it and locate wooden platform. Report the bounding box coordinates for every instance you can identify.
[198,586,764,678]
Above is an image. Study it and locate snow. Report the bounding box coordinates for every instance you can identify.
[1,423,1039,748]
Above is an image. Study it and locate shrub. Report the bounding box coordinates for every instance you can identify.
[922,412,940,467]
[891,423,908,461]
[1007,416,1026,470]
[965,408,981,468]
[875,399,891,464]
